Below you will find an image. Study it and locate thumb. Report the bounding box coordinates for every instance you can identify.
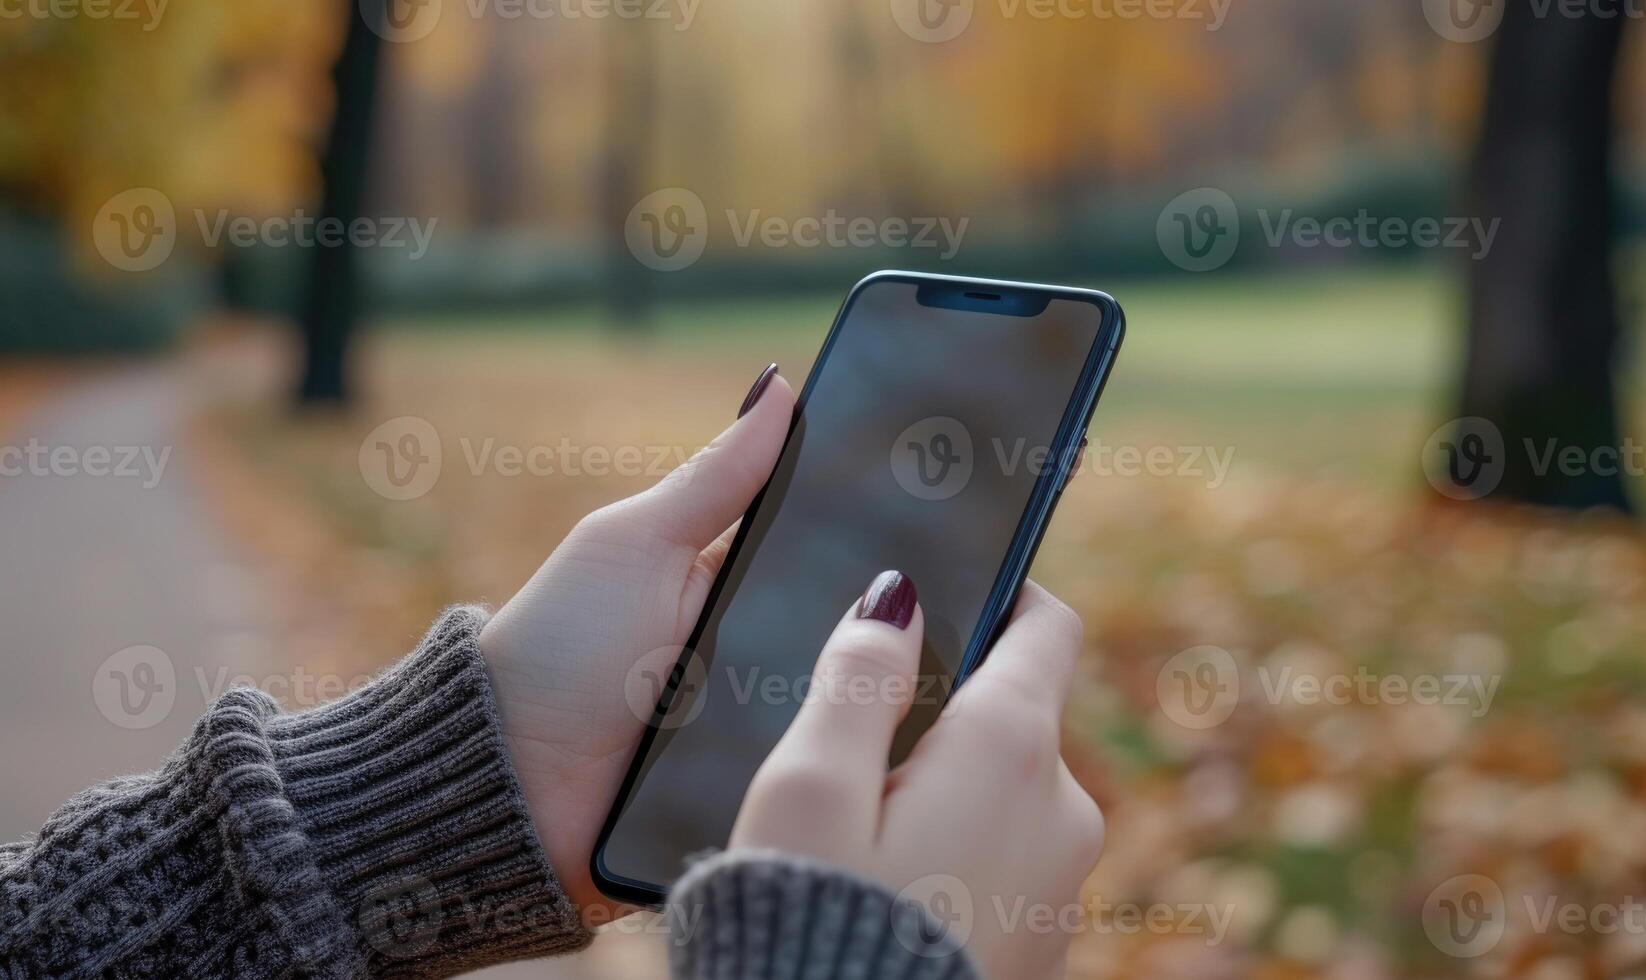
[617,363,793,552]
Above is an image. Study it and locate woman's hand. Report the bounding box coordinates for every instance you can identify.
[730,573,1105,980]
[479,363,791,923]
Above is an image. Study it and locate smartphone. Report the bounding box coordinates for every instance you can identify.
[592,271,1125,905]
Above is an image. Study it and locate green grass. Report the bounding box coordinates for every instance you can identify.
[374,262,1646,496]
[380,265,1471,490]
[386,267,1458,389]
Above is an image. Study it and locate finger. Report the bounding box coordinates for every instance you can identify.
[887,580,1079,783]
[760,571,924,808]
[611,365,793,552]
[958,579,1083,714]
[678,521,740,629]
[1058,761,1107,875]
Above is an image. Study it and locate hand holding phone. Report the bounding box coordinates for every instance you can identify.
[481,272,1124,929]
[596,272,1124,902]
[478,366,799,924]
[730,575,1105,980]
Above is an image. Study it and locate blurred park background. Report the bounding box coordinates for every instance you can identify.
[9,0,1646,977]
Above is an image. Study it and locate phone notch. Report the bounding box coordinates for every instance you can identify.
[915,282,1052,318]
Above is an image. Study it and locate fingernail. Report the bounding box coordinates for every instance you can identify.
[737,362,779,419]
[857,570,917,630]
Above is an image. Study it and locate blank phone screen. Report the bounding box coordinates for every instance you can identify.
[600,279,1109,890]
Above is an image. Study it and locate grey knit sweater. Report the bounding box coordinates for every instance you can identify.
[0,608,978,979]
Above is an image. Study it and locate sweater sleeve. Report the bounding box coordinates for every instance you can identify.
[0,606,592,980]
[665,850,982,980]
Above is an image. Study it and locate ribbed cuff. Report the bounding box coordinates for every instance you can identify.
[258,605,592,977]
[666,850,981,980]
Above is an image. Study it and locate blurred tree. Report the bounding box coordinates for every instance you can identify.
[466,26,521,228]
[600,16,656,330]
[298,0,388,404]
[831,3,888,212]
[1457,1,1631,511]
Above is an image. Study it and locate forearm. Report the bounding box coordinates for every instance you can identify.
[0,606,591,979]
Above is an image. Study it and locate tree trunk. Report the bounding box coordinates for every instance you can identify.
[601,17,657,330]
[1456,0,1630,511]
[296,0,388,405]
[466,25,519,229]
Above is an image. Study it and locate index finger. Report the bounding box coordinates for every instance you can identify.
[958,579,1084,713]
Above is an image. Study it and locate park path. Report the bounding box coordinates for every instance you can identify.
[0,364,279,837]
[0,358,656,978]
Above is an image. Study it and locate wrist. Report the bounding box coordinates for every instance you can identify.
[477,605,649,926]
[480,629,631,925]
[495,724,636,925]
[273,606,593,969]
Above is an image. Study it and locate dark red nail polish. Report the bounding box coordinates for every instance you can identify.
[857,570,917,630]
[737,363,779,419]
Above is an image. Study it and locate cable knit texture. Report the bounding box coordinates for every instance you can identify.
[667,850,982,980]
[0,606,591,979]
[2,606,990,980]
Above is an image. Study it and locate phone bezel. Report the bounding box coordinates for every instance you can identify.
[589,270,1126,908]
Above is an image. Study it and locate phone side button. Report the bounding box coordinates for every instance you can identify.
[1059,436,1088,495]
